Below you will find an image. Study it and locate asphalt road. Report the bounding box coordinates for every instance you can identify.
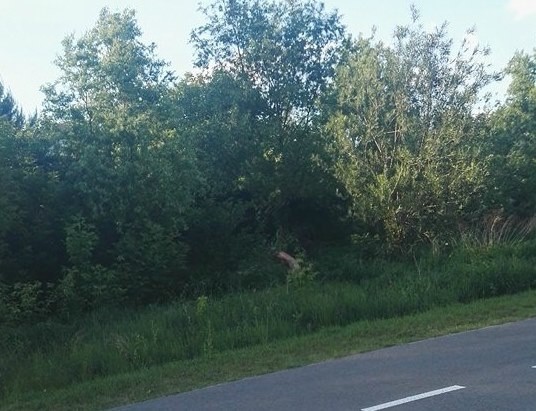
[113,317,536,410]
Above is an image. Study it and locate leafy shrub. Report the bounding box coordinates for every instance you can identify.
[0,281,55,324]
[57,265,124,314]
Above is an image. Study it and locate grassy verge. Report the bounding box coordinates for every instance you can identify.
[2,289,536,411]
[1,241,536,410]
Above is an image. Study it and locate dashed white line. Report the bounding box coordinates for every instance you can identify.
[532,366,536,369]
[361,385,466,411]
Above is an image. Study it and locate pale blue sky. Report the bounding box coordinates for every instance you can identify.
[1,0,535,113]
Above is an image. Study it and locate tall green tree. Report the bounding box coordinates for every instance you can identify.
[0,82,23,128]
[0,116,18,280]
[190,0,348,248]
[0,81,62,286]
[42,8,199,303]
[172,72,269,276]
[324,13,495,251]
[488,50,536,216]
[191,0,345,124]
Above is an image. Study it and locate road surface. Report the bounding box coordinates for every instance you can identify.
[113,317,536,410]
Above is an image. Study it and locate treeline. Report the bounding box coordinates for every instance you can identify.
[0,1,535,322]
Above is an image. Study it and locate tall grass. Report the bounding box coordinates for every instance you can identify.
[1,239,536,402]
[457,214,536,248]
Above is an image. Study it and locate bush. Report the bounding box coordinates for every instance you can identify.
[0,281,55,324]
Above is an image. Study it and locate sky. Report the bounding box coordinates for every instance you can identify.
[1,0,535,114]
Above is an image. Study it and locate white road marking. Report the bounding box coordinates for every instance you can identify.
[532,366,536,369]
[361,385,466,411]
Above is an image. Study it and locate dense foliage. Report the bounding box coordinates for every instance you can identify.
[0,1,535,323]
